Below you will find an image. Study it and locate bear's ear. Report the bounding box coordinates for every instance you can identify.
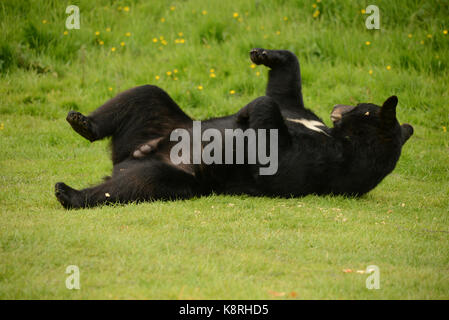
[331,104,356,122]
[380,96,398,127]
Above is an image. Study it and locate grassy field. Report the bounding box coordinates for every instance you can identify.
[1,0,448,299]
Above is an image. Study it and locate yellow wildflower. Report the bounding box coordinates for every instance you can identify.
[233,12,239,18]
[210,73,216,78]
[178,32,183,37]
[63,31,68,35]
[155,75,160,80]
[166,71,172,76]
[444,30,448,35]
[361,9,366,14]
[95,31,100,36]
[173,69,178,73]
[368,69,373,75]
[202,10,207,15]
[106,27,111,32]
[365,41,371,46]
[99,40,104,45]
[125,32,131,37]
[256,71,260,76]
[313,10,320,18]
[408,34,412,38]
[386,65,391,70]
[120,42,125,47]
[111,47,116,52]
[170,5,176,11]
[42,20,47,24]
[229,90,235,94]
[124,6,129,12]
[160,17,165,23]
[197,85,203,90]
[210,68,215,73]
[250,64,256,69]
[153,38,158,43]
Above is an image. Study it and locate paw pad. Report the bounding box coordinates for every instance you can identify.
[66,111,96,142]
[250,48,268,65]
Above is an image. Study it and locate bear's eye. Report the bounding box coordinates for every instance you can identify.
[364,112,370,116]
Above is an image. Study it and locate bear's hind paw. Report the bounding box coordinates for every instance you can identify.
[66,111,97,142]
[55,182,82,209]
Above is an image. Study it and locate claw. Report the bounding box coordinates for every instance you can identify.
[133,149,144,158]
[140,144,152,153]
[132,137,164,159]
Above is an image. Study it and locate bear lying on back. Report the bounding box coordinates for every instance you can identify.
[55,48,413,209]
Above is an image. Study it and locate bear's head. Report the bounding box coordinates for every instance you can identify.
[331,95,413,146]
[329,96,413,194]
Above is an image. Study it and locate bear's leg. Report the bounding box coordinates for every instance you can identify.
[66,84,192,164]
[55,160,200,209]
[237,96,291,147]
[250,48,305,110]
[66,85,191,142]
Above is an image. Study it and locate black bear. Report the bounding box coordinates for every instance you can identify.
[55,48,413,209]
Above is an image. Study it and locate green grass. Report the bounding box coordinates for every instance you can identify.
[1,0,448,299]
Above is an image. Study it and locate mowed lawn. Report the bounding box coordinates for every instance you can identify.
[0,0,448,299]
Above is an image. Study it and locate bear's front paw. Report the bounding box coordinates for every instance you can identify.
[250,48,269,65]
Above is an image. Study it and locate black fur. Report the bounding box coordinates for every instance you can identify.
[55,49,413,209]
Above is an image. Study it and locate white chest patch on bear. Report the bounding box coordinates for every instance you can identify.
[286,118,329,136]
